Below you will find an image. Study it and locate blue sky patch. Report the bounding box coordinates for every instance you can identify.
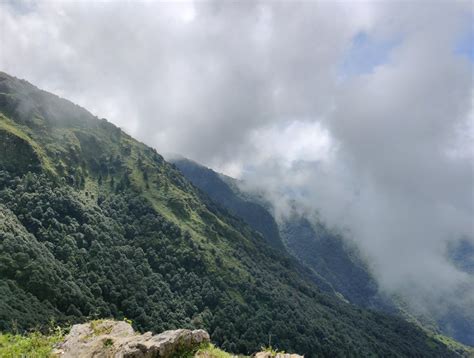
[455,27,474,62]
[338,31,401,80]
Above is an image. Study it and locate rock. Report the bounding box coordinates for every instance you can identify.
[254,353,304,358]
[122,329,210,357]
[53,320,210,358]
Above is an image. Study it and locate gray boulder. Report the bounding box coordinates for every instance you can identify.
[53,320,210,358]
[254,353,304,358]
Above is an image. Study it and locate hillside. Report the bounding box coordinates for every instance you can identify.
[172,159,391,311]
[0,71,459,357]
[172,154,474,350]
[171,158,285,253]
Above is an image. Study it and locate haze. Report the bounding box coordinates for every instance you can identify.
[1,0,473,325]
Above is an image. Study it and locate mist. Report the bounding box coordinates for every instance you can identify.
[1,0,473,329]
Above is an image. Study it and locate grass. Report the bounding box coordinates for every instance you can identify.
[0,114,57,175]
[90,319,113,336]
[0,330,63,358]
[433,334,474,357]
[398,302,474,357]
[195,343,248,358]
[102,338,114,348]
[261,345,287,357]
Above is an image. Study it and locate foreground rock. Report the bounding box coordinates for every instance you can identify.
[254,353,303,358]
[53,320,210,357]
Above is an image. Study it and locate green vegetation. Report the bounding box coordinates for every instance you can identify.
[261,345,286,357]
[103,338,114,348]
[172,159,285,252]
[433,334,474,357]
[0,329,63,358]
[0,71,460,357]
[196,343,246,358]
[90,320,114,336]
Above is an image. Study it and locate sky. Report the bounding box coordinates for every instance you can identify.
[1,0,473,329]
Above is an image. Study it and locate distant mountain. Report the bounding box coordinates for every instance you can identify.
[440,239,474,345]
[171,158,285,252]
[172,158,390,310]
[0,71,460,357]
[449,239,474,275]
[278,214,396,311]
[172,157,474,349]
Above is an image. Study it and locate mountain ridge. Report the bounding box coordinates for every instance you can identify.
[171,157,474,351]
[0,71,461,357]
[171,158,390,310]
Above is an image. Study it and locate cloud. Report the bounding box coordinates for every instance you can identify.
[1,0,473,335]
[239,0,474,322]
[0,0,360,165]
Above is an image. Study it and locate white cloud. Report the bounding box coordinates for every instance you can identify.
[1,0,473,340]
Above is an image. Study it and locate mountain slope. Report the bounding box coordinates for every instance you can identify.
[278,214,391,309]
[0,72,457,357]
[171,158,285,252]
[172,158,389,310]
[172,152,474,349]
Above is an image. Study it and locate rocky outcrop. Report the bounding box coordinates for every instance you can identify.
[254,353,303,358]
[53,320,210,357]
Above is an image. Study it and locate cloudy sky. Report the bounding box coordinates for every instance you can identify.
[1,0,473,319]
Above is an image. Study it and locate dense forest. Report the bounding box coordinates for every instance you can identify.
[0,71,459,357]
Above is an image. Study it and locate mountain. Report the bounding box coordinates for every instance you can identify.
[0,71,459,357]
[172,158,474,349]
[172,158,390,310]
[449,239,474,275]
[171,158,285,252]
[278,214,393,310]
